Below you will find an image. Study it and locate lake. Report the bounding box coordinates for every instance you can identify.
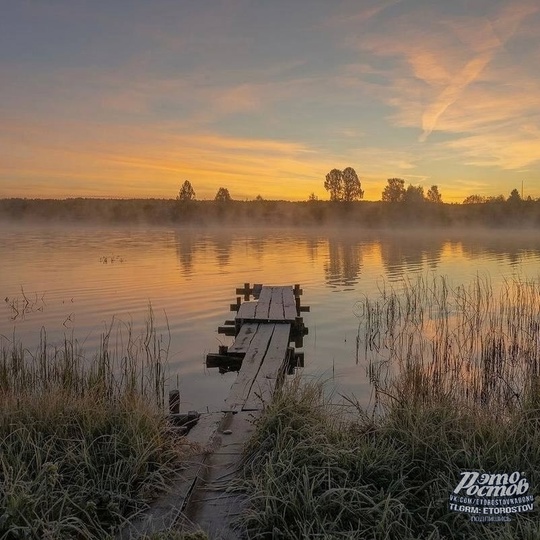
[2,224,540,412]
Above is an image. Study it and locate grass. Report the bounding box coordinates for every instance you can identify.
[238,275,540,539]
[0,312,187,540]
[240,380,540,539]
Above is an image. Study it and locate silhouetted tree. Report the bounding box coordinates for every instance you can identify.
[403,184,425,205]
[255,194,264,201]
[426,185,442,203]
[487,195,505,202]
[324,169,343,201]
[324,168,364,202]
[215,187,232,202]
[342,167,364,201]
[308,193,319,201]
[382,178,405,202]
[463,194,486,204]
[507,189,522,204]
[177,180,196,201]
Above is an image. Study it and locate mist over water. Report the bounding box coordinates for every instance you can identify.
[2,224,540,411]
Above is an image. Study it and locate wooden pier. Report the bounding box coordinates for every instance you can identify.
[119,284,309,540]
[208,284,308,413]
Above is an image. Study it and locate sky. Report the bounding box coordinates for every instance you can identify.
[1,0,539,202]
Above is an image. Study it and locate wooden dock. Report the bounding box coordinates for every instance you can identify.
[118,284,308,540]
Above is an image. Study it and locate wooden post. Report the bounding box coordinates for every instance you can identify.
[230,297,242,311]
[169,389,180,415]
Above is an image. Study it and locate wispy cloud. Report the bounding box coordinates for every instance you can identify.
[418,1,538,141]
[338,0,540,172]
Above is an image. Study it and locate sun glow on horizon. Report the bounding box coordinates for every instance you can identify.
[1,1,538,203]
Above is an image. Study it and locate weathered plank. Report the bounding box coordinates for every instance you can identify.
[116,412,223,540]
[268,287,284,320]
[282,286,298,320]
[181,411,260,539]
[228,323,259,355]
[234,286,298,323]
[254,286,272,319]
[223,324,275,412]
[243,323,291,411]
[236,301,257,321]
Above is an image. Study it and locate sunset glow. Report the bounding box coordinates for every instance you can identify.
[1,1,539,202]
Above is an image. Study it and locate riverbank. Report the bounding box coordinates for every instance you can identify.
[236,378,540,539]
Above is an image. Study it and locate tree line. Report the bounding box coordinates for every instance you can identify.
[177,175,529,205]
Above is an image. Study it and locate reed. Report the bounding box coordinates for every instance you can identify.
[0,311,184,540]
[356,274,540,415]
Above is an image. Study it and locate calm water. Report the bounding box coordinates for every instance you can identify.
[1,224,540,411]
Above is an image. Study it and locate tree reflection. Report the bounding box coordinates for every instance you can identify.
[324,235,363,290]
[380,235,444,280]
[459,233,540,268]
[211,233,233,268]
[174,231,199,276]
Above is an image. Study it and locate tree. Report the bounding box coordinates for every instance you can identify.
[177,180,195,202]
[507,188,522,204]
[308,192,319,202]
[382,178,405,202]
[426,185,442,203]
[487,195,505,203]
[324,169,343,201]
[403,184,425,205]
[324,167,364,202]
[463,194,486,204]
[342,167,364,201]
[214,187,232,202]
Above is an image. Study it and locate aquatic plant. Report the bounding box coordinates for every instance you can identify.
[356,274,540,415]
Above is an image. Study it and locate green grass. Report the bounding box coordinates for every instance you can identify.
[0,313,187,540]
[239,275,540,539]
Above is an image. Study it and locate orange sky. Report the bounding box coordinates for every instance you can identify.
[1,1,539,202]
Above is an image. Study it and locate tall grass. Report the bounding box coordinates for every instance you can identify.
[0,312,185,540]
[240,380,540,539]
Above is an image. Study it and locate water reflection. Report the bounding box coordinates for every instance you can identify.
[380,235,444,281]
[211,234,233,268]
[324,236,363,290]
[5,226,540,412]
[458,232,540,268]
[171,229,540,289]
[174,231,198,276]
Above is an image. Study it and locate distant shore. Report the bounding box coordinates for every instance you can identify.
[1,197,540,228]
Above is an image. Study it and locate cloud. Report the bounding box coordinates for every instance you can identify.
[338,0,540,171]
[418,1,538,141]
